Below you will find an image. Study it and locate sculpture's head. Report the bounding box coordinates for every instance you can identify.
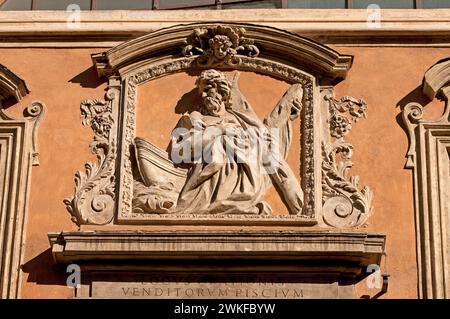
[209,35,234,60]
[196,69,232,116]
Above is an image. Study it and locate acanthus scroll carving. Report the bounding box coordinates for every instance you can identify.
[64,92,116,226]
[322,95,373,228]
[182,26,259,67]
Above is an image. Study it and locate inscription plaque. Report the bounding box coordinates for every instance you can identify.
[91,281,341,299]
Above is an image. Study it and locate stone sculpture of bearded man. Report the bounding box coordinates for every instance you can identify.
[133,69,304,216]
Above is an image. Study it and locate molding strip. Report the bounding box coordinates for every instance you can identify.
[48,230,386,265]
[1,10,450,47]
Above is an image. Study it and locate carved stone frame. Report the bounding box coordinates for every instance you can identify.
[0,65,45,298]
[118,57,317,225]
[65,23,373,228]
[403,58,450,298]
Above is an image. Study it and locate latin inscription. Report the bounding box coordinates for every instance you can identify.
[121,286,303,298]
[92,281,339,299]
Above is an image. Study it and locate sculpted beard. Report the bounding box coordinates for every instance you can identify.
[202,89,225,116]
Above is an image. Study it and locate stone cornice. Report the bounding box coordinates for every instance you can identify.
[92,22,353,80]
[1,9,450,47]
[48,230,386,266]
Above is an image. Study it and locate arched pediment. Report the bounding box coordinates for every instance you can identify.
[0,64,28,104]
[423,57,450,100]
[92,22,353,82]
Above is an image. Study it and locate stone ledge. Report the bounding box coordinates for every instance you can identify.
[1,10,450,47]
[48,230,385,266]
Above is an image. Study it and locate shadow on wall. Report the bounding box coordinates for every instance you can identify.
[163,87,200,154]
[21,249,67,286]
[174,87,201,115]
[69,66,105,89]
[0,96,18,110]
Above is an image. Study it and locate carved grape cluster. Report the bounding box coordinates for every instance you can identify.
[81,99,113,140]
[329,114,352,139]
[90,116,112,139]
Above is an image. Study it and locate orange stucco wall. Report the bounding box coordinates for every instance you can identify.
[1,46,450,298]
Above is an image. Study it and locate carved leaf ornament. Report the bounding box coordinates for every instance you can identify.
[64,97,116,225]
[322,95,373,228]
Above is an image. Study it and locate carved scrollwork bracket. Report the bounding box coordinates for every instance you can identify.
[24,101,46,166]
[0,100,46,166]
[322,95,373,228]
[64,84,119,226]
[182,26,260,67]
[402,102,424,168]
